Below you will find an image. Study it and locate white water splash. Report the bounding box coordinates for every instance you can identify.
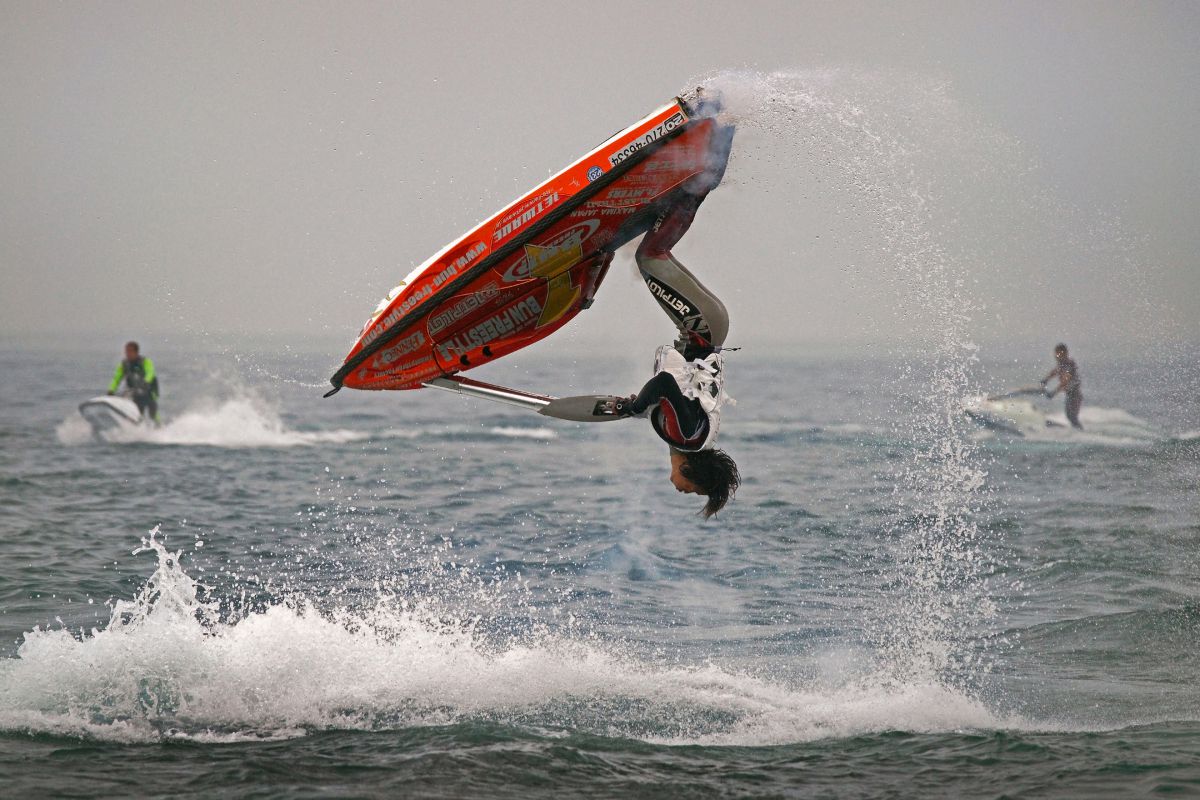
[0,529,1023,745]
[56,397,558,449]
[57,396,367,448]
[486,426,558,441]
[965,395,1168,445]
[708,69,999,686]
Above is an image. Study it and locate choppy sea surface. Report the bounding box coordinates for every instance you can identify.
[4,68,1199,798]
[1,342,1197,798]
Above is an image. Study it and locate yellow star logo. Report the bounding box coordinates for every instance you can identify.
[524,240,582,327]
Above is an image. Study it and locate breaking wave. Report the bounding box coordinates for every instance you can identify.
[0,530,1021,746]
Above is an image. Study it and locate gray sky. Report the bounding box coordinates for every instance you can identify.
[2,1,1197,357]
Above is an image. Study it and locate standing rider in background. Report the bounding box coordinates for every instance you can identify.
[109,341,160,424]
[1041,343,1082,430]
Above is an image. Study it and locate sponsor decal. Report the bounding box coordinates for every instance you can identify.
[428,282,501,334]
[524,240,582,280]
[494,220,603,327]
[386,282,434,318]
[383,354,434,375]
[493,192,560,243]
[361,284,433,346]
[645,276,692,317]
[501,220,600,284]
[538,272,579,327]
[371,330,426,369]
[522,241,581,326]
[567,203,637,219]
[601,186,660,202]
[608,111,686,168]
[645,275,707,334]
[360,242,487,347]
[436,295,544,360]
[377,357,444,387]
[432,241,487,289]
[586,165,604,182]
[567,203,599,218]
[639,155,685,173]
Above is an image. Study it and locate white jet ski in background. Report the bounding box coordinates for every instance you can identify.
[78,395,145,435]
[962,386,1065,437]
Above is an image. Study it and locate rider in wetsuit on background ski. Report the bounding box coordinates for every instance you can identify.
[109,341,160,423]
[1042,343,1083,430]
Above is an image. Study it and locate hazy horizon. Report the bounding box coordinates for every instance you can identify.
[3,2,1197,360]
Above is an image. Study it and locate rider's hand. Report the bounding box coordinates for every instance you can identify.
[107,390,115,396]
[610,394,638,417]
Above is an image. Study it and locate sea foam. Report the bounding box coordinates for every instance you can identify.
[0,529,1020,745]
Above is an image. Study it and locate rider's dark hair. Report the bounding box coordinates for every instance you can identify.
[1054,342,1068,354]
[681,448,741,519]
[126,341,140,354]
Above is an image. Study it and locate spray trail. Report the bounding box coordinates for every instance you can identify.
[0,528,1024,744]
[709,69,998,684]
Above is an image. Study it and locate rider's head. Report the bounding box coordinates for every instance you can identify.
[124,341,140,360]
[669,449,740,518]
[1054,342,1068,359]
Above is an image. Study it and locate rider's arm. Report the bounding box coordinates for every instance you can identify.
[628,372,680,416]
[1044,366,1068,396]
[108,363,125,394]
[143,358,156,387]
[627,371,704,433]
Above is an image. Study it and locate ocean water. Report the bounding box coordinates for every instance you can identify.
[1,343,1198,798]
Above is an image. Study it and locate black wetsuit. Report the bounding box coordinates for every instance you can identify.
[628,370,710,450]
[1060,358,1083,430]
[622,170,728,450]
